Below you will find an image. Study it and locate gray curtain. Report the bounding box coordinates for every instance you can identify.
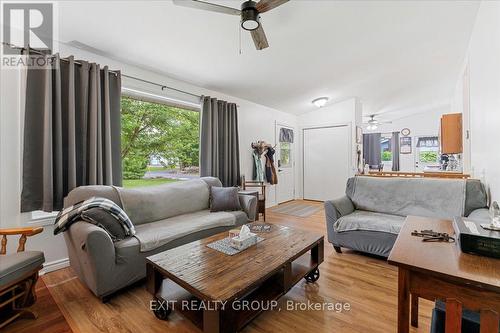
[363,133,381,168]
[391,131,400,171]
[200,96,240,187]
[21,53,122,212]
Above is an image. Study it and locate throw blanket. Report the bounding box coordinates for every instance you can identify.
[54,197,135,236]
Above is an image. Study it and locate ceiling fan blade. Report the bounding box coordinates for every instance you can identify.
[256,0,289,13]
[251,24,269,50]
[172,0,241,16]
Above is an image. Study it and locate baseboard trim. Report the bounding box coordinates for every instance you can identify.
[41,258,69,275]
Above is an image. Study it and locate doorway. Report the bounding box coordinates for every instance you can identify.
[275,124,295,204]
[303,125,351,201]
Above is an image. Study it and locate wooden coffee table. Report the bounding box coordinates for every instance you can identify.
[146,223,324,333]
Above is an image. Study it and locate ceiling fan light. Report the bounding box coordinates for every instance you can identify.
[312,97,329,108]
[241,18,259,31]
[241,1,260,31]
[367,124,378,130]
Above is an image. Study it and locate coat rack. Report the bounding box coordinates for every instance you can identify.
[251,140,276,156]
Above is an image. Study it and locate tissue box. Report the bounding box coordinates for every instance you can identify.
[230,233,257,251]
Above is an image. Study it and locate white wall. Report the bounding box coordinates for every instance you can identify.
[297,98,362,198]
[367,107,449,172]
[454,1,500,201]
[0,43,297,271]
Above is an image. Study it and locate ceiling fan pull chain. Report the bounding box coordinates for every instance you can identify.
[239,24,242,55]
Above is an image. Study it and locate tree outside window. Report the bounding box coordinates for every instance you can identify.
[121,96,200,188]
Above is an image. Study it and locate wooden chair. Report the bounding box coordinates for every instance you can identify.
[241,180,266,221]
[0,227,45,329]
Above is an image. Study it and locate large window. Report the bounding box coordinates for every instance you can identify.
[121,96,200,188]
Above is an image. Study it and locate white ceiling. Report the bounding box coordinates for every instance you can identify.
[58,0,479,119]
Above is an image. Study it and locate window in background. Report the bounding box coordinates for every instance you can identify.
[121,96,200,188]
[380,134,393,171]
[415,136,440,172]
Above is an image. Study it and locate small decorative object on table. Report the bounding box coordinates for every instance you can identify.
[411,229,455,242]
[453,216,500,259]
[230,225,258,251]
[484,201,500,231]
[228,228,240,238]
[250,223,272,233]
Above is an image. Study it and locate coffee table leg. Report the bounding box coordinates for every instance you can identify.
[311,239,324,264]
[398,267,410,333]
[146,263,163,296]
[411,293,419,328]
[204,309,220,333]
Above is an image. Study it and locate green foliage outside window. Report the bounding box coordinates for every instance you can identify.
[419,151,438,163]
[121,97,200,179]
[381,151,392,161]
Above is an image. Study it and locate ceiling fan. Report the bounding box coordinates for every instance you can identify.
[363,114,392,130]
[172,0,289,50]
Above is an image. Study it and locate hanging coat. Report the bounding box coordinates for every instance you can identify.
[252,151,264,182]
[265,147,278,185]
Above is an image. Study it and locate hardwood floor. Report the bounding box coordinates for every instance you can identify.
[3,279,72,333]
[5,200,434,333]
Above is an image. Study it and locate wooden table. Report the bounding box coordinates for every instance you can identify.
[388,216,500,333]
[146,223,324,333]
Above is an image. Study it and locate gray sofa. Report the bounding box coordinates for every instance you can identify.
[325,176,488,257]
[62,177,256,300]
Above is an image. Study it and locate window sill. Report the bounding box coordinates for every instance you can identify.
[29,212,57,227]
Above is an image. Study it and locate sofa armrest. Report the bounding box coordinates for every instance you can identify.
[324,196,355,243]
[239,194,257,222]
[466,207,490,220]
[63,221,116,296]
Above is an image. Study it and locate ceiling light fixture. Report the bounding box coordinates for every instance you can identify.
[367,124,378,131]
[241,1,260,31]
[312,97,329,108]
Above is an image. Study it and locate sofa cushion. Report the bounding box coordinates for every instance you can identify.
[465,179,488,216]
[201,177,223,188]
[333,210,406,234]
[210,186,241,212]
[130,210,248,252]
[0,251,45,287]
[64,185,123,208]
[117,179,211,225]
[350,176,467,219]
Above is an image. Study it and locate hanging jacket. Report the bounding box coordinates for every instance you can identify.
[252,151,264,182]
[265,147,278,185]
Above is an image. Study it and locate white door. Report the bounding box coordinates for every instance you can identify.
[303,125,350,201]
[276,125,295,204]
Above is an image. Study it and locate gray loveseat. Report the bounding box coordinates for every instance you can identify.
[62,177,256,300]
[325,176,488,257]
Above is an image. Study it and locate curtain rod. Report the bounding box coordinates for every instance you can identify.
[2,42,201,99]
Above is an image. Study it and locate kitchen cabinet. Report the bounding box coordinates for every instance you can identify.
[440,113,462,154]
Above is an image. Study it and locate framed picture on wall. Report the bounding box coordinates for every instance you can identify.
[400,136,412,154]
[356,126,363,144]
